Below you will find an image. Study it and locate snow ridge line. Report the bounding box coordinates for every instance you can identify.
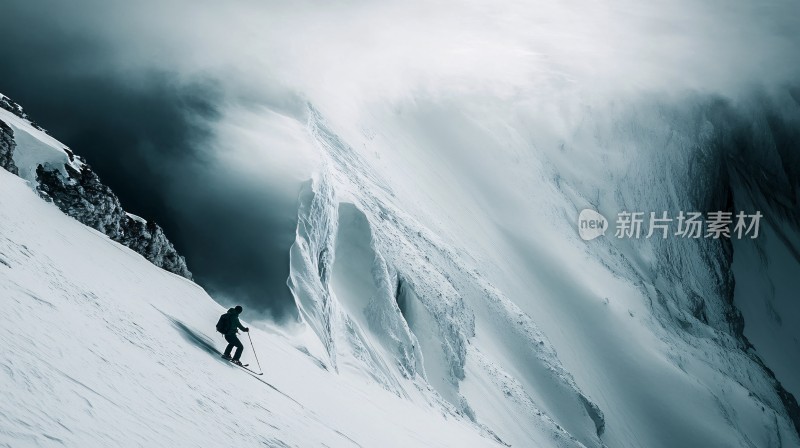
[0,93,191,279]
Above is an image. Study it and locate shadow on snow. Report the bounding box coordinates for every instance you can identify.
[157,308,305,407]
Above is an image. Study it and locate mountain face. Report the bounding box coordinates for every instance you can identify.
[0,93,191,279]
[1,87,799,448]
[286,93,800,448]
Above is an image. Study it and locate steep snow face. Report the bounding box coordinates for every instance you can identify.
[288,111,608,448]
[286,90,800,448]
[0,168,503,448]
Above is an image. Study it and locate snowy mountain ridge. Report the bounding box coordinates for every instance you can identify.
[0,93,191,278]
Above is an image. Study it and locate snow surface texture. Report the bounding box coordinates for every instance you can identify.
[287,92,800,448]
[0,94,191,278]
[0,168,501,448]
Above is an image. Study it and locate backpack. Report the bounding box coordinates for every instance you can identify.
[216,313,231,334]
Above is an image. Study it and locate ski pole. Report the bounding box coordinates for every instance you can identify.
[247,332,264,374]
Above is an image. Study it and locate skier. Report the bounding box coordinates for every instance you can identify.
[218,305,249,366]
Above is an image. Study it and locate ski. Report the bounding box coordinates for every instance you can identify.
[240,365,264,376]
[220,353,262,375]
[232,362,263,375]
[225,358,263,375]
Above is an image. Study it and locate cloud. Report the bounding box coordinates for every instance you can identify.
[0,0,320,320]
[0,0,797,321]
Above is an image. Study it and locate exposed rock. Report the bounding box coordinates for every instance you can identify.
[118,214,193,280]
[0,120,18,175]
[35,162,192,279]
[0,94,47,132]
[1,92,191,279]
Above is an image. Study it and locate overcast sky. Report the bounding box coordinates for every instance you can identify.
[0,1,323,321]
[1,0,798,321]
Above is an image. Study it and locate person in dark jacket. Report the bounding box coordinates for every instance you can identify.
[221,305,249,365]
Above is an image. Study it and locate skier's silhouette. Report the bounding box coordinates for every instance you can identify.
[218,305,249,365]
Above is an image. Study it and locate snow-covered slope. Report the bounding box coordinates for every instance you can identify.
[285,91,800,448]
[0,167,502,447]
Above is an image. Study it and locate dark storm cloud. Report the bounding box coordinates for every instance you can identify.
[0,2,301,321]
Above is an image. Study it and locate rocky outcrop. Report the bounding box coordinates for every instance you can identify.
[0,120,18,175]
[35,158,192,279]
[1,92,191,279]
[118,213,193,279]
[0,94,47,132]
